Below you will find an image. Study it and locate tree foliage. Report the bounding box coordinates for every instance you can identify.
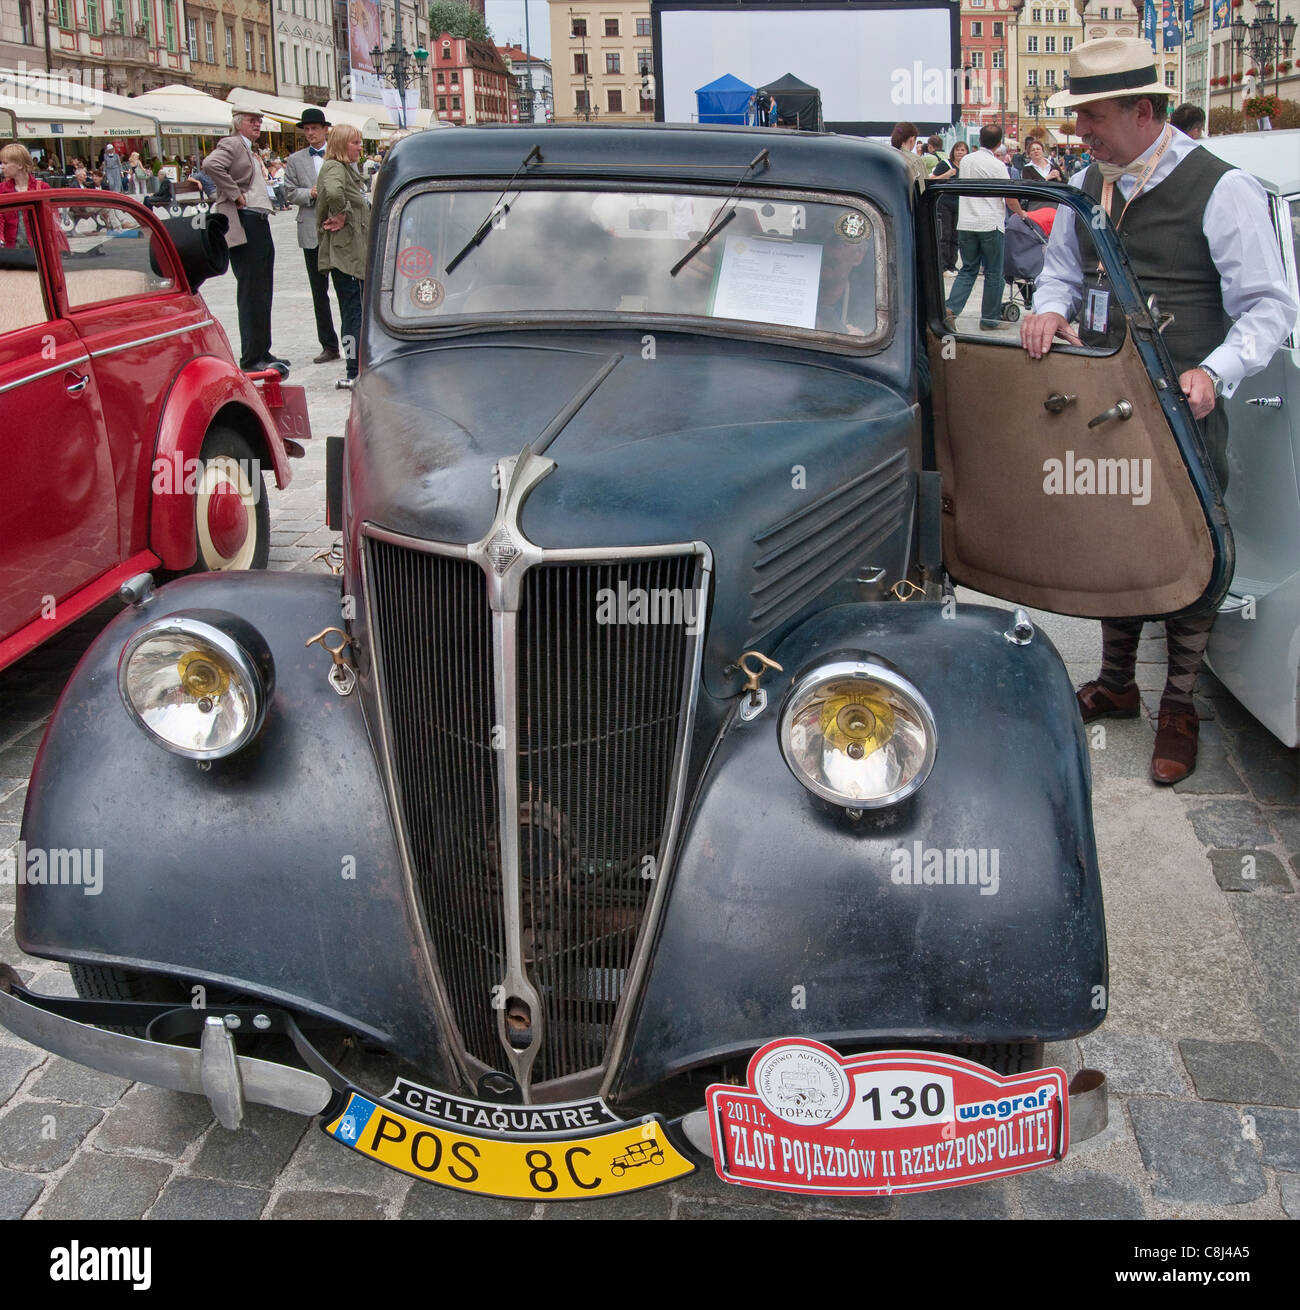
[428,1,491,42]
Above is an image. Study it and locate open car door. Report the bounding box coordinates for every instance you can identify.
[917,178,1232,619]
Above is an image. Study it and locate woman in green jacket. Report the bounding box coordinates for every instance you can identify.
[316,124,369,388]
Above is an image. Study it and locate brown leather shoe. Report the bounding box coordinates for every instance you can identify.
[1075,680,1140,724]
[1151,710,1198,785]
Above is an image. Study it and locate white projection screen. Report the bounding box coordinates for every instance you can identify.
[652,1,961,136]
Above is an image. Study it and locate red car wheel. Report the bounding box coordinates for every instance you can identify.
[190,426,270,572]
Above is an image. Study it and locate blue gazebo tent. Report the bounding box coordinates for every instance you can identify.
[695,73,756,125]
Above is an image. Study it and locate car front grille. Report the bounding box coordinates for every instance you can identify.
[366,534,703,1090]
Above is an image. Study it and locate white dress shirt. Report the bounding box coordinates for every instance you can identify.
[956,148,1012,232]
[1032,126,1297,395]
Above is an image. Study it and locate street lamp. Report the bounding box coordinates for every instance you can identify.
[1025,86,1044,123]
[570,8,593,121]
[1233,0,1297,97]
[370,35,429,129]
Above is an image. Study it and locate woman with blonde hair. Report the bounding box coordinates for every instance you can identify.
[126,150,152,196]
[0,143,55,247]
[316,123,368,389]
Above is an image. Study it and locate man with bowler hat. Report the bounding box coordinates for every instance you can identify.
[283,107,341,365]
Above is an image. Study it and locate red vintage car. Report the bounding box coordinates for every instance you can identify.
[0,188,308,672]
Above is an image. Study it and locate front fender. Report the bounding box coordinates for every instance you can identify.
[150,357,294,570]
[617,601,1106,1096]
[17,571,452,1084]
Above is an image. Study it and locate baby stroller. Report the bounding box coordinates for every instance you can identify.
[1000,207,1054,321]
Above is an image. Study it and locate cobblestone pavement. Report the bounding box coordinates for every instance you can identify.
[0,215,1296,1222]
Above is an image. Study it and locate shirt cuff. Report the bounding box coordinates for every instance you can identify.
[1199,350,1243,398]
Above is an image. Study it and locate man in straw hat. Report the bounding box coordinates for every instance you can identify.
[1021,36,1296,784]
[284,107,342,365]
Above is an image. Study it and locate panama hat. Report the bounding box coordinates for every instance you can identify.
[1047,37,1169,110]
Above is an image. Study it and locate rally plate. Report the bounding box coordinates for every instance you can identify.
[324,1090,695,1200]
[707,1042,1068,1196]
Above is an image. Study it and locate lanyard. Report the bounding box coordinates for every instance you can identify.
[1099,125,1173,232]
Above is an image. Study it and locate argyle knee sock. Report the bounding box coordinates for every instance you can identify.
[1159,613,1215,716]
[1099,618,1143,694]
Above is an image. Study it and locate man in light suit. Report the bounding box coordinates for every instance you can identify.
[282,107,340,365]
[202,111,287,372]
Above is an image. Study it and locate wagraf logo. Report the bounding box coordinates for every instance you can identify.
[1042,451,1151,506]
[50,1241,151,1291]
[594,582,706,636]
[890,842,1000,896]
[956,1084,1055,1122]
[0,843,103,895]
[152,453,262,503]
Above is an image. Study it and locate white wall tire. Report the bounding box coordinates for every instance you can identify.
[190,426,271,572]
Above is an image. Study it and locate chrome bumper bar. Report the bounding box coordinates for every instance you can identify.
[0,967,331,1128]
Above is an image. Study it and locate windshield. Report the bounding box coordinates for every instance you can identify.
[385,185,888,347]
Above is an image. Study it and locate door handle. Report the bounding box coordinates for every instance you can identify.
[1087,399,1133,429]
[65,372,89,395]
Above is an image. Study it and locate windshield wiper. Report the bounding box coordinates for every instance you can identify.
[670,148,769,278]
[445,144,543,276]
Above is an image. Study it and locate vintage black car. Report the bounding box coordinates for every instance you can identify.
[0,125,1231,1202]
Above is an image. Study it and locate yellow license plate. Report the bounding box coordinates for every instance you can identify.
[324,1092,695,1199]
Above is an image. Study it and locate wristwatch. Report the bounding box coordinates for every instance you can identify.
[1200,365,1225,398]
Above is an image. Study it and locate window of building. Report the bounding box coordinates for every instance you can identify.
[993,49,1004,69]
[1063,35,1073,51]
[605,52,620,74]
[245,29,253,70]
[187,16,197,58]
[604,19,618,37]
[638,50,652,74]
[113,0,125,35]
[55,0,70,29]
[19,0,34,43]
[571,18,586,37]
[1031,7,1042,21]
[294,44,300,83]
[608,88,622,112]
[164,2,176,52]
[204,20,214,62]
[140,7,151,42]
[1165,68,1176,86]
[575,88,590,113]
[226,24,235,66]
[1058,8,1068,20]
[451,95,460,111]
[450,70,459,85]
[639,89,653,112]
[1100,5,1109,16]
[1045,35,1056,52]
[971,0,984,5]
[1026,68,1038,86]
[260,33,267,73]
[1026,35,1038,52]
[1044,68,1056,85]
[993,21,1004,36]
[971,21,982,36]
[574,52,588,75]
[437,95,446,110]
[1044,8,1054,20]
[316,49,322,84]
[636,17,650,36]
[280,40,286,77]
[86,0,100,36]
[971,50,984,68]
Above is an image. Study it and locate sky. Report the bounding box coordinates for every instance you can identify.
[485,1,552,59]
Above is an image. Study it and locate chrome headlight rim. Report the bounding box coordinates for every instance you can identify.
[778,655,938,809]
[117,612,271,760]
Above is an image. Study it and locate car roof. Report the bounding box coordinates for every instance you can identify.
[1199,128,1300,195]
[375,123,911,206]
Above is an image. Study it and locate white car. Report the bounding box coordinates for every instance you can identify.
[1200,129,1300,748]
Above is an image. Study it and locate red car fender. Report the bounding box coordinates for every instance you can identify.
[150,356,294,570]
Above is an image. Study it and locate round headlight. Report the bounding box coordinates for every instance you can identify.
[779,656,937,808]
[118,612,274,759]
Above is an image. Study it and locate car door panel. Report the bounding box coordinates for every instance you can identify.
[918,179,1232,620]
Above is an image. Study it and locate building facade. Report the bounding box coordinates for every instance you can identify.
[5,0,193,95]
[429,31,512,124]
[1014,1,1085,138]
[271,0,333,102]
[960,0,1020,140]
[185,0,275,98]
[1079,1,1180,102]
[498,42,552,122]
[547,1,653,122]
[1203,0,1299,116]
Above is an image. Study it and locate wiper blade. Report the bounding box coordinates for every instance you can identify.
[669,147,769,277]
[445,144,543,276]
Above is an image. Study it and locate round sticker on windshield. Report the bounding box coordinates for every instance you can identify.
[411,278,444,310]
[397,245,434,278]
[836,211,868,242]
